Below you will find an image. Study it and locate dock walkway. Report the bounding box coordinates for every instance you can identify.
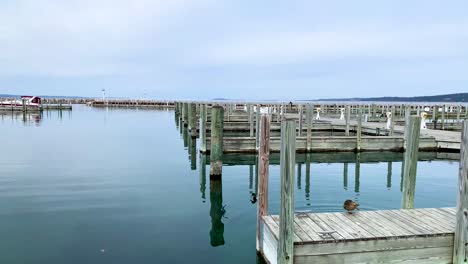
[323,117,461,150]
[260,208,456,264]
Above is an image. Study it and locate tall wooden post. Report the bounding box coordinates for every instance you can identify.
[357,108,362,151]
[306,104,313,152]
[441,105,446,130]
[453,121,468,263]
[432,106,438,129]
[210,106,224,177]
[188,103,197,137]
[457,106,461,123]
[257,115,270,251]
[390,105,395,136]
[278,119,296,264]
[401,116,421,209]
[298,104,303,136]
[403,106,411,150]
[256,105,261,150]
[200,105,207,153]
[183,103,189,126]
[345,105,351,136]
[249,105,254,137]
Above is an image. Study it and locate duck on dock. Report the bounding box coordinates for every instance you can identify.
[343,199,359,214]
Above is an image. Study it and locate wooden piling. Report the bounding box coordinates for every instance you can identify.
[183,103,189,126]
[401,116,421,209]
[345,105,351,136]
[390,105,395,136]
[357,108,362,151]
[188,103,197,137]
[306,104,313,152]
[441,105,446,130]
[199,104,207,152]
[256,105,261,150]
[298,104,303,136]
[249,105,254,137]
[453,121,468,264]
[210,105,224,177]
[257,114,270,251]
[403,106,411,150]
[278,119,296,264]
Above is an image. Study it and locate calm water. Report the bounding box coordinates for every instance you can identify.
[0,105,459,264]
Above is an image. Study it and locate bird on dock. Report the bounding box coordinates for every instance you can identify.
[343,200,359,214]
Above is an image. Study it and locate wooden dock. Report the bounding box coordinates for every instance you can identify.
[260,208,456,264]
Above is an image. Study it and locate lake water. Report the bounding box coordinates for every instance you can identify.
[0,105,459,264]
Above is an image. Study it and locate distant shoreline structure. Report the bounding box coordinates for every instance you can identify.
[1,92,467,103]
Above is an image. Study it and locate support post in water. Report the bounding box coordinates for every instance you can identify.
[356,108,362,151]
[188,103,197,137]
[256,114,270,251]
[401,116,421,209]
[441,105,446,130]
[345,105,351,136]
[390,105,395,136]
[210,105,224,177]
[256,105,261,150]
[298,104,303,136]
[199,104,207,153]
[183,103,189,126]
[278,119,296,264]
[453,121,468,264]
[306,104,313,152]
[249,104,254,137]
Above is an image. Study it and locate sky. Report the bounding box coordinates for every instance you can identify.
[0,0,467,100]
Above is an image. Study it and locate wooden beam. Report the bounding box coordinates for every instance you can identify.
[453,121,468,264]
[278,119,296,264]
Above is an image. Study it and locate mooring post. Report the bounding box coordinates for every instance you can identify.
[278,119,296,264]
[188,103,197,137]
[403,106,411,150]
[345,105,351,136]
[298,104,303,136]
[210,105,224,177]
[432,106,438,129]
[441,105,446,130]
[357,108,362,151]
[256,114,270,251]
[256,105,261,150]
[457,106,461,123]
[199,104,207,153]
[306,104,313,152]
[453,121,468,264]
[249,104,254,137]
[390,105,395,136]
[401,116,421,209]
[183,103,189,126]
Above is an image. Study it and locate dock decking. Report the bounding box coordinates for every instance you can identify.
[260,208,456,264]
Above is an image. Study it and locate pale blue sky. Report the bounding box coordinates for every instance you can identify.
[1,0,467,99]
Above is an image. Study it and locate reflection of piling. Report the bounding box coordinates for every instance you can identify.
[343,162,348,190]
[278,119,296,264]
[257,115,270,251]
[401,116,421,209]
[210,106,224,177]
[387,162,392,189]
[190,136,197,170]
[209,178,225,247]
[355,153,361,194]
[297,164,302,189]
[200,154,207,202]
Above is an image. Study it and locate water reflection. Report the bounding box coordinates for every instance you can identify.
[305,153,311,206]
[210,178,225,247]
[355,153,361,194]
[1,111,43,126]
[343,162,348,190]
[200,154,207,203]
[387,162,392,189]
